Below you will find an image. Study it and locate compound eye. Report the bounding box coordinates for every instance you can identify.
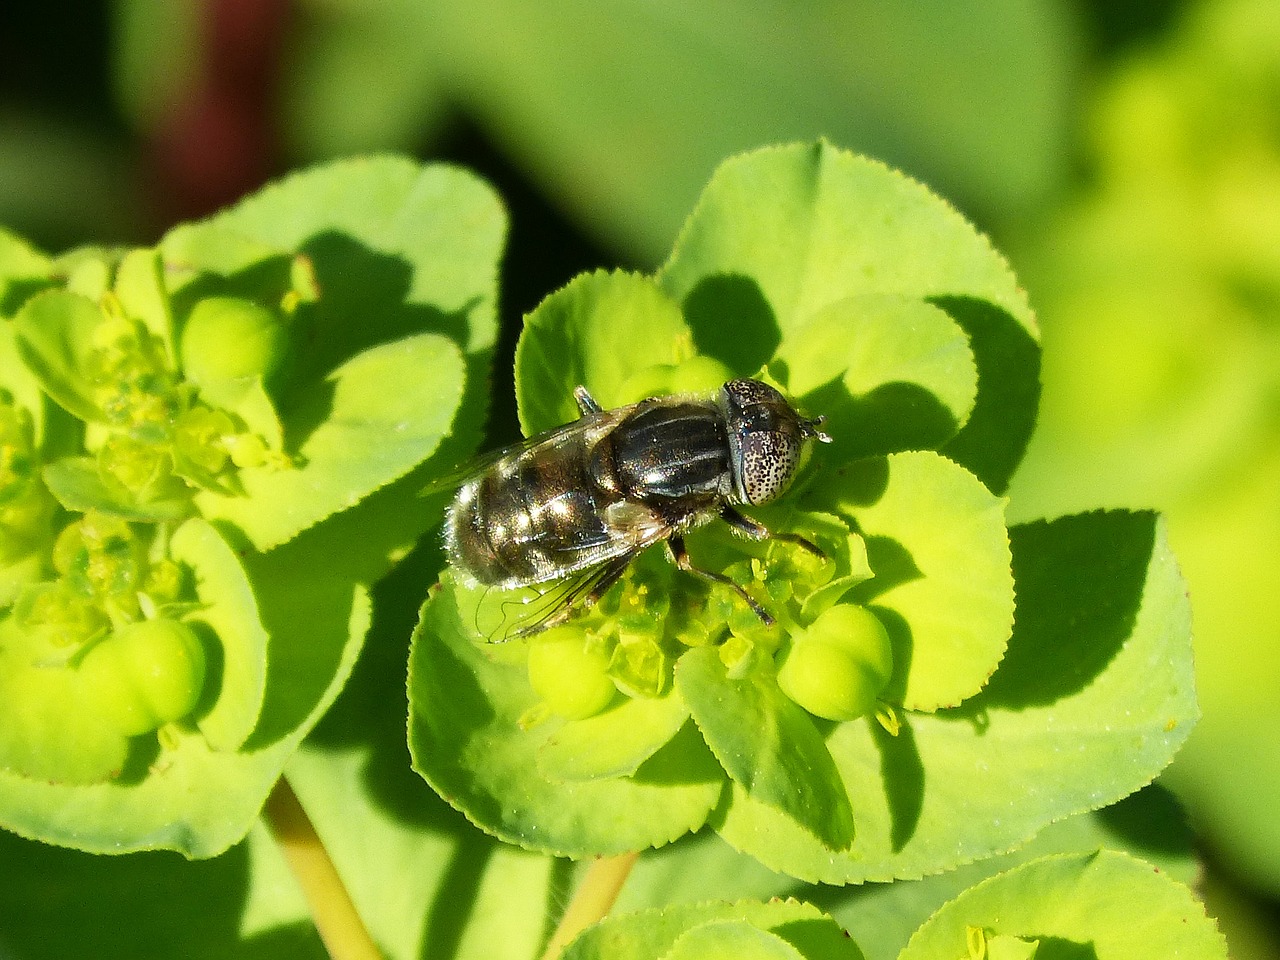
[739,431,800,504]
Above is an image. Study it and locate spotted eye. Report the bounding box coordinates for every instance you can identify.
[739,431,801,504]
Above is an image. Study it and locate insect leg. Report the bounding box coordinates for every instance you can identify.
[668,534,774,626]
[720,505,825,559]
[573,385,604,416]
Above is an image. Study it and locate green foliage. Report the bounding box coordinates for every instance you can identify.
[0,157,505,855]
[1003,0,1280,896]
[899,851,1227,960]
[407,142,1201,930]
[258,0,1075,258]
[0,143,1217,959]
[562,899,865,960]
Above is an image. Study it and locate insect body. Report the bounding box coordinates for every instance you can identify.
[444,378,829,635]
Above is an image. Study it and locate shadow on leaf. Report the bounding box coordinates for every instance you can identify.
[979,511,1156,709]
[870,713,924,852]
[235,530,366,750]
[0,828,279,960]
[0,276,56,318]
[857,602,915,708]
[419,829,496,960]
[774,917,866,958]
[934,295,1040,496]
[680,273,779,376]
[631,721,727,788]
[801,374,960,463]
[1093,782,1193,864]
[1023,935,1098,960]
[168,231,480,458]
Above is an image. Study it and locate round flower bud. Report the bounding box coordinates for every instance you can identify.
[80,618,206,736]
[777,604,893,722]
[181,296,287,387]
[527,627,617,720]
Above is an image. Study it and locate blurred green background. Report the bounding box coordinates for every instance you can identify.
[1,0,1277,954]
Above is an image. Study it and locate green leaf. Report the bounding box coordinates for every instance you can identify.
[514,270,693,434]
[194,332,463,550]
[936,295,1042,495]
[0,515,375,849]
[775,295,978,462]
[169,518,269,752]
[661,144,1034,345]
[162,156,505,571]
[114,248,177,364]
[0,822,313,960]
[538,689,691,782]
[0,617,131,784]
[997,0,1280,896]
[828,451,1013,712]
[281,0,451,158]
[408,573,724,857]
[609,783,1198,960]
[0,226,53,316]
[676,647,854,852]
[662,921,805,960]
[11,289,108,423]
[270,545,560,960]
[42,457,192,522]
[0,157,502,856]
[57,247,115,301]
[286,744,556,960]
[562,898,865,960]
[0,320,54,451]
[658,143,1040,491]
[712,511,1196,883]
[899,851,1227,960]
[0,578,366,855]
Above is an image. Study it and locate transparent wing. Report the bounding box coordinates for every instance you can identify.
[419,407,630,497]
[470,520,677,642]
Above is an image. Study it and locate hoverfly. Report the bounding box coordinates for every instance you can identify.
[442,378,830,637]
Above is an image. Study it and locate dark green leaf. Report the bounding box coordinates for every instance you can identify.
[677,647,854,852]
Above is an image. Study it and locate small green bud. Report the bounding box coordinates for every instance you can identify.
[97,434,171,493]
[142,559,185,604]
[173,405,236,474]
[181,296,287,387]
[0,483,54,565]
[16,582,108,650]
[79,618,206,736]
[0,399,37,505]
[527,626,617,720]
[718,632,758,679]
[52,513,141,599]
[221,431,269,469]
[776,604,894,722]
[608,632,669,699]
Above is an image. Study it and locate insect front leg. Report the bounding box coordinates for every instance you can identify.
[573,385,603,417]
[720,505,825,559]
[668,534,774,627]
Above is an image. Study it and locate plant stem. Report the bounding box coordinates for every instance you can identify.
[540,852,640,960]
[263,776,383,960]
